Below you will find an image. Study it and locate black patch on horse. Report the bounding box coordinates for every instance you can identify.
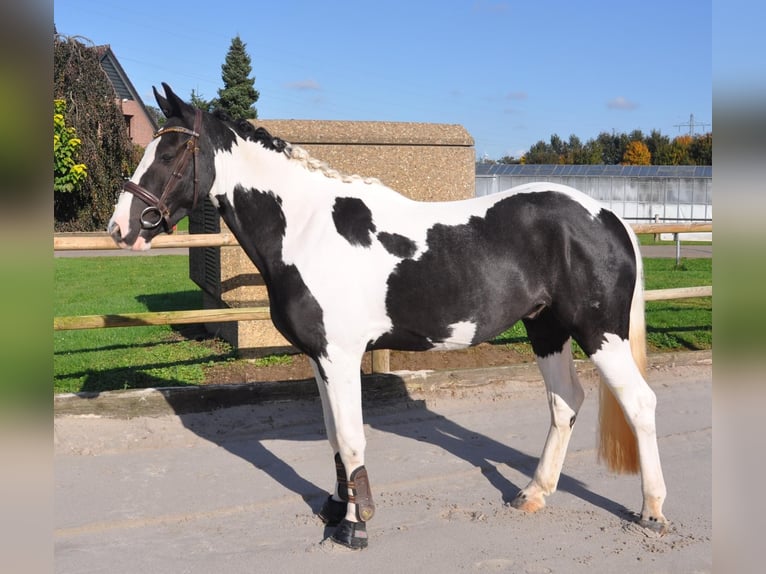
[377,232,417,259]
[522,308,571,358]
[216,187,328,366]
[373,192,637,356]
[332,197,377,247]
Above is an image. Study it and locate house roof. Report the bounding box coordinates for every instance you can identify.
[95,45,158,131]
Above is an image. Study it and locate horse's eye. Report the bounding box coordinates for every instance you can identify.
[161,153,174,162]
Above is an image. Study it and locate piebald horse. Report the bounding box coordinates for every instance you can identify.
[108,84,668,549]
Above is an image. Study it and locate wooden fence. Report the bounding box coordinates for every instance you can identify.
[54,222,712,332]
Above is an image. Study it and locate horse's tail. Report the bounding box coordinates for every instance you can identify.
[597,225,645,474]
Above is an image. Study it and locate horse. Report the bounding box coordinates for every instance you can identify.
[108,83,668,549]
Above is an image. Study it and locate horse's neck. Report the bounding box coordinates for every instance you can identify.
[209,143,382,276]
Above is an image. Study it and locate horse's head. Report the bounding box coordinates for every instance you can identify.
[108,83,214,250]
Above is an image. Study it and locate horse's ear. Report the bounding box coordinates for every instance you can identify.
[153,85,172,118]
[153,83,187,119]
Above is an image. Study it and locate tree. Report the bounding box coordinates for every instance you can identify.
[53,34,134,231]
[189,89,213,112]
[595,131,630,164]
[145,104,166,129]
[668,135,693,165]
[622,140,651,165]
[215,35,259,119]
[498,127,712,166]
[689,132,712,165]
[645,130,672,165]
[578,139,604,164]
[523,139,560,164]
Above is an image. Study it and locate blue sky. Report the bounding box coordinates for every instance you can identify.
[54,0,712,160]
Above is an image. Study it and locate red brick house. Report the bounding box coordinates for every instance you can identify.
[95,45,157,147]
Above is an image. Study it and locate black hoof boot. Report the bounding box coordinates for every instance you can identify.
[330,518,368,550]
[318,495,347,527]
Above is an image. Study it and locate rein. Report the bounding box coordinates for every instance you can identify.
[122,108,203,233]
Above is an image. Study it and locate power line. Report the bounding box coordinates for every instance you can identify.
[674,113,710,135]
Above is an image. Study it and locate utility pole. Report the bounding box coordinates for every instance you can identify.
[674,113,711,135]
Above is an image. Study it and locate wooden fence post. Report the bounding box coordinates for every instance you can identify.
[371,350,391,373]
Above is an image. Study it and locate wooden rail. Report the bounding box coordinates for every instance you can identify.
[643,285,712,301]
[630,222,712,235]
[53,232,240,250]
[53,223,712,333]
[53,287,712,331]
[53,307,271,331]
[53,222,712,251]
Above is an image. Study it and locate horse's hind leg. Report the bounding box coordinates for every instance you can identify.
[589,334,668,532]
[511,315,584,512]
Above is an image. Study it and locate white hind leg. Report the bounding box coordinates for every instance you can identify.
[590,333,668,531]
[512,341,585,512]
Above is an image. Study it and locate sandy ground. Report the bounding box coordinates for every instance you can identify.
[54,357,711,574]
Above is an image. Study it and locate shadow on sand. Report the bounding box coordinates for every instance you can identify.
[160,372,632,523]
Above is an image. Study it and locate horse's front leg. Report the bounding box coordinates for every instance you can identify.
[310,353,374,549]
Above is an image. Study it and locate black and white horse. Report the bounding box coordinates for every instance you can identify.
[108,84,668,549]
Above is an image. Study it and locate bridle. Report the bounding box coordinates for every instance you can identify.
[122,108,203,233]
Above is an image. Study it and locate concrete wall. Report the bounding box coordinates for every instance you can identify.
[189,120,475,356]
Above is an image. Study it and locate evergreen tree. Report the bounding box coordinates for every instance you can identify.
[216,35,259,119]
[189,89,213,113]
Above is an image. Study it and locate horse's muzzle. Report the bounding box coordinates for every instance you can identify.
[107,220,124,245]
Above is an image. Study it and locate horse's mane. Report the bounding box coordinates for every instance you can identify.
[212,109,381,185]
[285,146,382,185]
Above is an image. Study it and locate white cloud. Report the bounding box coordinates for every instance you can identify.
[607,96,639,110]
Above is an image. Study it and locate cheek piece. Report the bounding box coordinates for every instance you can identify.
[122,108,202,234]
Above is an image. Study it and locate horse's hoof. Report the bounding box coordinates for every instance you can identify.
[330,518,368,550]
[318,495,347,527]
[509,491,545,513]
[638,516,670,536]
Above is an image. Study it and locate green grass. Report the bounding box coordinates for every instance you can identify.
[636,233,710,246]
[175,216,189,232]
[643,258,712,351]
[54,256,234,394]
[54,256,711,394]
